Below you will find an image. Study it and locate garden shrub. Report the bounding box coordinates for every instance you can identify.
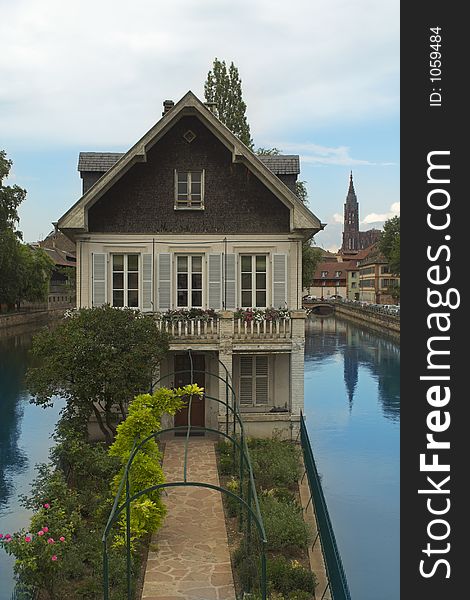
[108,384,202,548]
[248,437,301,490]
[267,556,317,596]
[233,543,260,593]
[260,493,312,552]
[216,440,236,475]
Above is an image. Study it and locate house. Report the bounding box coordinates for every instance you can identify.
[37,226,76,307]
[308,262,347,299]
[357,245,400,304]
[343,246,373,301]
[57,91,323,437]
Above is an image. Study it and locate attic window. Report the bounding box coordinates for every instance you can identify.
[183,130,197,143]
[175,170,204,209]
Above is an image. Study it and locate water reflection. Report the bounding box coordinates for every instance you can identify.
[304,315,400,600]
[0,334,31,511]
[0,328,63,599]
[305,315,400,421]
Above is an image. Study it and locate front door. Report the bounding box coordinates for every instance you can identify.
[174,354,205,433]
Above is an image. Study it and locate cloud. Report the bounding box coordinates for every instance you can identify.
[0,0,399,145]
[333,213,344,224]
[362,202,400,224]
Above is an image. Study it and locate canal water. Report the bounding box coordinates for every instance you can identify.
[304,315,399,600]
[0,329,63,599]
[0,316,399,599]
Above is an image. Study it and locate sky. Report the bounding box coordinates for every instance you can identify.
[0,0,399,251]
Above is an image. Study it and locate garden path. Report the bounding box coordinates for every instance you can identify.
[141,436,236,600]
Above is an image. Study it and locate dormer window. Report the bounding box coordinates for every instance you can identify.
[175,170,204,209]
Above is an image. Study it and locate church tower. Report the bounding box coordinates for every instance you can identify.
[341,172,360,252]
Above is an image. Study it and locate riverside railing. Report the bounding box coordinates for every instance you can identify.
[300,412,352,600]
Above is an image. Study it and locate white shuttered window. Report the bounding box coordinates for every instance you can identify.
[239,355,269,406]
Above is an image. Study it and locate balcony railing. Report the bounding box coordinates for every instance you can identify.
[233,317,291,339]
[154,309,300,342]
[155,317,219,339]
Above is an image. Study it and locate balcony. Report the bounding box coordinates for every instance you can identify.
[155,316,219,340]
[233,317,291,339]
[154,308,304,344]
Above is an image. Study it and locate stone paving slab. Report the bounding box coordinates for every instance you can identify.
[141,437,236,600]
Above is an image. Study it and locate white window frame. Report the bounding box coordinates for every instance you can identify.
[174,169,205,210]
[175,254,204,308]
[240,254,268,308]
[111,253,140,308]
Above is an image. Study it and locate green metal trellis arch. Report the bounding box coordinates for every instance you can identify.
[102,350,268,600]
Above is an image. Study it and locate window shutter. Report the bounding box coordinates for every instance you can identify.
[208,254,222,309]
[240,356,253,405]
[272,253,287,308]
[158,253,171,309]
[255,356,269,405]
[92,253,107,307]
[142,254,153,311]
[224,253,236,309]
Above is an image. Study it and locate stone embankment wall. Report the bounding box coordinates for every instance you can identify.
[0,308,66,333]
[334,304,400,337]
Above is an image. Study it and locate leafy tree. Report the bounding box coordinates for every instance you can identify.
[0,237,53,309]
[0,151,53,309]
[256,147,281,156]
[204,58,253,148]
[0,150,26,238]
[302,242,323,290]
[379,216,400,275]
[26,306,170,443]
[17,245,54,305]
[0,228,21,307]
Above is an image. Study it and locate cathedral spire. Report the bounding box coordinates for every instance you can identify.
[346,170,357,204]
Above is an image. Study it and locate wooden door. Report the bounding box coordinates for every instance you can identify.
[174,354,205,433]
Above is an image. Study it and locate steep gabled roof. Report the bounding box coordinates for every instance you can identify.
[314,262,346,278]
[58,91,323,237]
[77,151,301,176]
[77,152,124,172]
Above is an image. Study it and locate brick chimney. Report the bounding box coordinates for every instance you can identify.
[162,100,175,115]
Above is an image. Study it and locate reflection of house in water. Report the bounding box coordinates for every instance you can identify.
[304,315,400,420]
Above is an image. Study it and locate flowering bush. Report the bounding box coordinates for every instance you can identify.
[0,502,73,599]
[234,307,290,323]
[155,308,217,322]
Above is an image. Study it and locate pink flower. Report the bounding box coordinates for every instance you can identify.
[0,534,3,539]
[24,536,32,543]
[37,530,44,536]
[59,536,65,542]
[42,526,49,533]
[5,534,11,540]
[51,555,58,561]
[43,503,50,509]
[47,538,55,544]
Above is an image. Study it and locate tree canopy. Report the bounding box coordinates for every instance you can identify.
[378,215,400,275]
[0,150,26,238]
[0,150,54,309]
[204,58,253,148]
[26,306,170,443]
